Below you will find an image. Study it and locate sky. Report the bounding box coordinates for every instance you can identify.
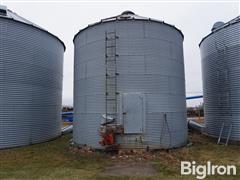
[1,0,239,107]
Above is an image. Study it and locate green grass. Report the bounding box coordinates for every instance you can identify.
[0,132,239,180]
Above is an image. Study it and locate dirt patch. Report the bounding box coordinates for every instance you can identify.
[101,163,157,177]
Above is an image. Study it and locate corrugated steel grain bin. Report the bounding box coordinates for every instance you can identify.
[0,6,65,149]
[73,11,187,149]
[199,16,240,142]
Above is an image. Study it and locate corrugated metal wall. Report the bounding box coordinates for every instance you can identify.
[74,20,187,149]
[0,18,64,149]
[200,18,240,141]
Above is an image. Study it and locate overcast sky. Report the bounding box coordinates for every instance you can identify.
[2,1,239,107]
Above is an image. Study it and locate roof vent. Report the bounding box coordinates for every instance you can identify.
[0,5,7,16]
[211,21,225,31]
[121,11,135,15]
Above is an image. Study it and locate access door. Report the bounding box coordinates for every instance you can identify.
[122,93,145,134]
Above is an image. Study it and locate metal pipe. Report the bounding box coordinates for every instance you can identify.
[188,119,204,132]
[62,125,73,135]
[186,95,203,100]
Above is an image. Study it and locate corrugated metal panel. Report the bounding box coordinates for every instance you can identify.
[74,12,187,149]
[200,17,240,141]
[0,8,65,50]
[0,14,64,149]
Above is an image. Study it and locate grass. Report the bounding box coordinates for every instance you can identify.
[0,131,239,180]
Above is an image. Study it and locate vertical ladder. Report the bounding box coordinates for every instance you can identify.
[217,122,232,145]
[216,44,232,146]
[105,31,118,121]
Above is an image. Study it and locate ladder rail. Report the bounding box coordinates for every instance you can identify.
[225,124,232,145]
[105,31,107,121]
[216,46,232,146]
[217,122,225,144]
[105,31,118,121]
[217,122,232,145]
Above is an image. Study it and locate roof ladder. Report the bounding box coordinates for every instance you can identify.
[217,122,232,146]
[105,31,119,121]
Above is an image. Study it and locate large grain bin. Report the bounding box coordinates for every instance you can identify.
[0,6,65,149]
[73,11,187,149]
[200,16,240,143]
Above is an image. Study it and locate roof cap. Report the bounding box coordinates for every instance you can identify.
[0,5,7,15]
[211,21,225,31]
[121,11,135,15]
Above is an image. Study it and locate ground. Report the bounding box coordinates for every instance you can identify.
[0,131,239,180]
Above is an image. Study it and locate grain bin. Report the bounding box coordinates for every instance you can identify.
[73,11,187,149]
[199,16,240,143]
[0,6,65,149]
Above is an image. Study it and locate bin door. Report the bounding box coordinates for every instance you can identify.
[122,93,145,134]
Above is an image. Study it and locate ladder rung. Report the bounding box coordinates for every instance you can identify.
[106,55,118,58]
[106,38,116,41]
[106,45,116,48]
[106,68,116,69]
[106,92,119,95]
[106,93,116,95]
[106,95,117,97]
[106,81,116,83]
[106,31,116,34]
[106,92,118,94]
[106,35,118,38]
[106,83,116,86]
[106,60,117,62]
[106,74,117,78]
[107,36,118,40]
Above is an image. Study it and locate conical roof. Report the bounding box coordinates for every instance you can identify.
[0,5,65,50]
